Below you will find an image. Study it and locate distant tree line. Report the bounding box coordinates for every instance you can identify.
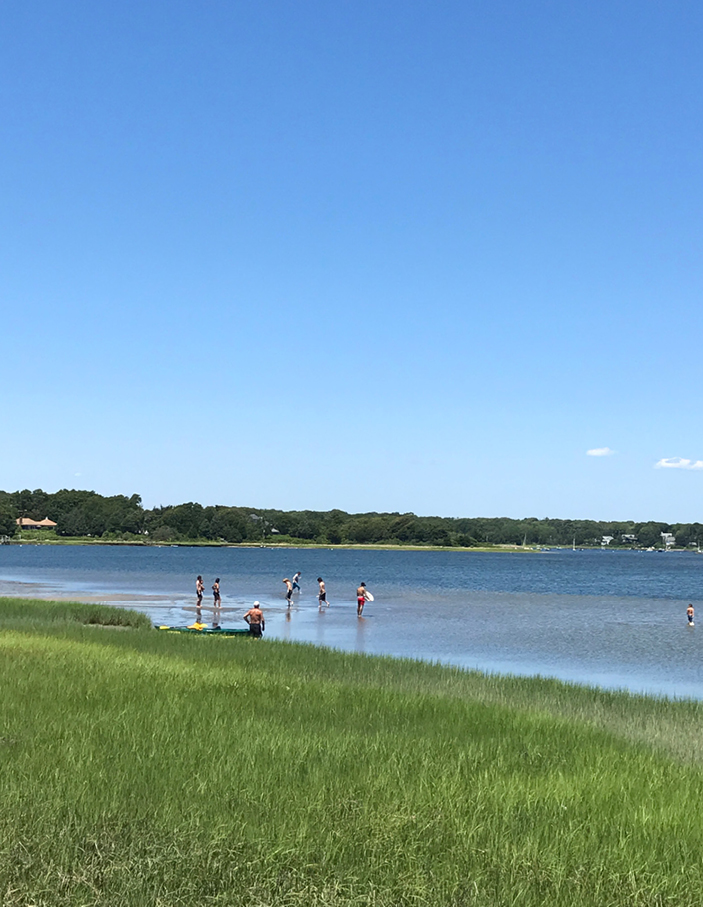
[1,487,701,549]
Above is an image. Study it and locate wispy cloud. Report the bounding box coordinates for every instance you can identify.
[655,457,703,470]
[587,447,615,457]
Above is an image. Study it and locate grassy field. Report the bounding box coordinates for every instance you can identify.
[2,598,703,905]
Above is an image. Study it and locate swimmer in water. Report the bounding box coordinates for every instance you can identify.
[688,604,695,624]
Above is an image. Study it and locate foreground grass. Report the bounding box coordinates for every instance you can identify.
[1,599,703,905]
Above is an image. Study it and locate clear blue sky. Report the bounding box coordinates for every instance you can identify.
[2,1,702,521]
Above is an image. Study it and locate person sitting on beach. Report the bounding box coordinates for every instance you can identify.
[688,604,695,624]
[292,571,301,591]
[244,601,265,637]
[283,577,293,606]
[212,578,221,607]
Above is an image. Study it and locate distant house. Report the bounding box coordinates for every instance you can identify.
[16,517,58,530]
[661,532,676,549]
[601,535,614,546]
[621,534,638,545]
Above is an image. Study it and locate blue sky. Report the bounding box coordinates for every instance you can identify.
[2,1,702,520]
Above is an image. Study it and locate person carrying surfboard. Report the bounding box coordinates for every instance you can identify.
[356,582,372,616]
[244,601,265,638]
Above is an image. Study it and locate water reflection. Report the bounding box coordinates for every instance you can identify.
[355,615,367,652]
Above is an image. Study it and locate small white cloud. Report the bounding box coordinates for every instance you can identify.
[655,457,703,470]
[587,447,615,457]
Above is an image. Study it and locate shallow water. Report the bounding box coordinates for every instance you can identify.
[1,545,702,698]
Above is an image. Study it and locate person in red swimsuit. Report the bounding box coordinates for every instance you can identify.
[357,582,369,616]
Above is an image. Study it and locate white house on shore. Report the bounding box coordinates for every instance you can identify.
[661,532,676,550]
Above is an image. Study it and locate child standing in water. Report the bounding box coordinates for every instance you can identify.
[283,577,293,606]
[212,578,221,608]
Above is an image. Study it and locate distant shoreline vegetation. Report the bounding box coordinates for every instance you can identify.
[0,488,700,550]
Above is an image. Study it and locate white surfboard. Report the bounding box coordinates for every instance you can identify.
[365,592,374,602]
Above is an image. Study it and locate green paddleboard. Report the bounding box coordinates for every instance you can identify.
[157,625,253,636]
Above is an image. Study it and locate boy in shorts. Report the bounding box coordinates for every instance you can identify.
[317,577,328,608]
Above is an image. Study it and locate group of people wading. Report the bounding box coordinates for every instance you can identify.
[193,571,375,636]
[282,573,373,616]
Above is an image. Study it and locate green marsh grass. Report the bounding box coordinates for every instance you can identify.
[0,596,152,629]
[1,597,703,905]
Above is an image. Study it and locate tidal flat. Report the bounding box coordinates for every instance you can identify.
[2,545,703,698]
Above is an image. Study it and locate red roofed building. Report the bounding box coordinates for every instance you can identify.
[16,517,58,530]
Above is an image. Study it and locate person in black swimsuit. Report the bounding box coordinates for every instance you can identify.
[212,578,221,607]
[244,601,265,637]
[317,577,328,608]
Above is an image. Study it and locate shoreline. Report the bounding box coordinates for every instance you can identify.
[3,537,661,552]
[0,593,700,706]
[6,537,538,552]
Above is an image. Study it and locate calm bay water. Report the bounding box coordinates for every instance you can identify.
[1,544,702,699]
